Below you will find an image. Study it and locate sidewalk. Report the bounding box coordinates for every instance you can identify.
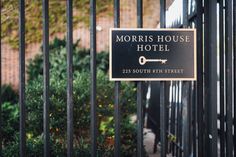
[144,128,160,157]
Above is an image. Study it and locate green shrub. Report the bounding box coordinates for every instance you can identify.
[2,134,65,157]
[1,84,18,104]
[27,38,109,81]
[2,38,137,156]
[25,71,136,156]
[2,71,137,157]
[1,102,19,144]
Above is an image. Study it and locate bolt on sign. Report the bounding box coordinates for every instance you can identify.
[109,28,196,81]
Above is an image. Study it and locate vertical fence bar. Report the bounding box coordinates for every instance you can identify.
[192,82,197,157]
[189,83,193,155]
[137,0,143,157]
[196,1,204,156]
[182,0,191,156]
[178,82,183,157]
[165,83,170,153]
[42,0,50,156]
[160,0,166,156]
[66,0,73,156]
[0,0,2,154]
[182,82,190,157]
[160,82,166,157]
[19,0,26,156]
[174,82,178,156]
[151,81,161,154]
[175,82,179,157]
[190,15,196,148]
[114,0,120,28]
[170,82,176,156]
[137,0,143,28]
[225,0,233,156]
[182,0,188,27]
[114,0,120,156]
[189,16,197,154]
[114,82,120,157]
[234,0,236,154]
[219,0,225,156]
[90,0,97,156]
[137,82,143,157]
[175,82,180,157]
[204,0,218,157]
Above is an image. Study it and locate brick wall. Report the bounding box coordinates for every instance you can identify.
[1,0,161,89]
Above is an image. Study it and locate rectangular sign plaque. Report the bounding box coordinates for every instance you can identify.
[109,28,196,81]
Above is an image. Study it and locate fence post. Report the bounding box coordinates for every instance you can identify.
[113,0,121,156]
[160,82,166,157]
[225,0,233,156]
[204,0,218,157]
[19,0,26,156]
[0,0,2,154]
[219,0,226,156]
[160,0,166,157]
[90,0,97,156]
[182,82,191,157]
[170,82,176,156]
[66,0,74,156]
[233,0,236,154]
[42,0,50,156]
[137,0,143,157]
[196,0,204,156]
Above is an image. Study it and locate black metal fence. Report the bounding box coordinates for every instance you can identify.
[0,0,235,157]
[157,0,236,157]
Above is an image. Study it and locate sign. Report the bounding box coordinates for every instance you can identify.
[109,28,196,81]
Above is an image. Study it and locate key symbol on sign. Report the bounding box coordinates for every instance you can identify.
[139,56,167,65]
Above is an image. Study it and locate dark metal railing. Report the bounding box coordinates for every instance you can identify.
[0,0,2,155]
[19,0,26,156]
[137,1,144,157]
[159,0,235,157]
[0,1,2,155]
[225,0,234,156]
[0,0,235,157]
[90,0,97,156]
[219,1,226,156]
[234,0,236,154]
[113,0,121,157]
[66,0,74,156]
[42,0,50,156]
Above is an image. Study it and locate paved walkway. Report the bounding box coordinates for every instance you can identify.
[144,128,160,157]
